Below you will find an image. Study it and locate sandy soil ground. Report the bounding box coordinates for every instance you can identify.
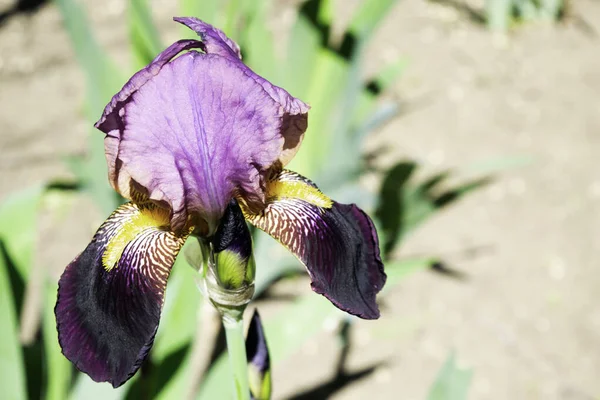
[1,0,599,399]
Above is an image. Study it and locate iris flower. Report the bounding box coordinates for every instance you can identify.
[55,17,386,388]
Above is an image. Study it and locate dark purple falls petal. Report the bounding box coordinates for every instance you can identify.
[94,17,309,234]
[242,171,386,319]
[55,203,187,387]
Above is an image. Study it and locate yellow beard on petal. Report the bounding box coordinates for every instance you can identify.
[266,180,333,209]
[102,204,171,272]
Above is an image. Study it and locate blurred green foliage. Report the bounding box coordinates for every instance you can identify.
[427,352,472,400]
[486,0,564,31]
[431,0,564,32]
[0,0,516,398]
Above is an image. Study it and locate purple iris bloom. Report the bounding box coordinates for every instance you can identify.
[55,17,386,388]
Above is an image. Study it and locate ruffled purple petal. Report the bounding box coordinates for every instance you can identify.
[117,53,286,232]
[55,203,187,387]
[242,170,386,319]
[95,40,205,134]
[174,18,309,166]
[173,17,242,61]
[95,18,309,234]
[96,39,205,198]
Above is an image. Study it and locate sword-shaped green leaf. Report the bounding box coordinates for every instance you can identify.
[129,0,163,68]
[55,0,123,214]
[0,242,27,400]
[43,281,72,400]
[346,0,398,41]
[0,185,44,279]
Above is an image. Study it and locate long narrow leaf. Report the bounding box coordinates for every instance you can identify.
[238,0,279,82]
[323,31,367,186]
[0,244,27,400]
[283,10,321,99]
[55,0,123,214]
[154,345,196,400]
[288,50,349,177]
[180,0,221,25]
[129,0,163,68]
[54,0,121,115]
[152,259,202,362]
[348,58,408,151]
[223,0,243,39]
[346,0,398,41]
[284,0,335,94]
[0,185,44,279]
[42,281,72,400]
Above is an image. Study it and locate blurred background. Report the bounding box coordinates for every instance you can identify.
[0,0,599,399]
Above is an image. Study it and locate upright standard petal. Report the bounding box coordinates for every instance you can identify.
[55,203,188,387]
[95,18,309,233]
[173,17,309,166]
[240,171,386,319]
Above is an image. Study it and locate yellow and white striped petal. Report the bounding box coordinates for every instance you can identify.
[240,170,386,319]
[55,202,188,388]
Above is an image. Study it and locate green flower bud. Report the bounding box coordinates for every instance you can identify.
[211,199,255,290]
[246,310,271,400]
[203,199,255,314]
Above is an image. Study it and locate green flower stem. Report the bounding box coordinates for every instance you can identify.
[198,237,254,400]
[222,312,251,400]
[191,215,255,400]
